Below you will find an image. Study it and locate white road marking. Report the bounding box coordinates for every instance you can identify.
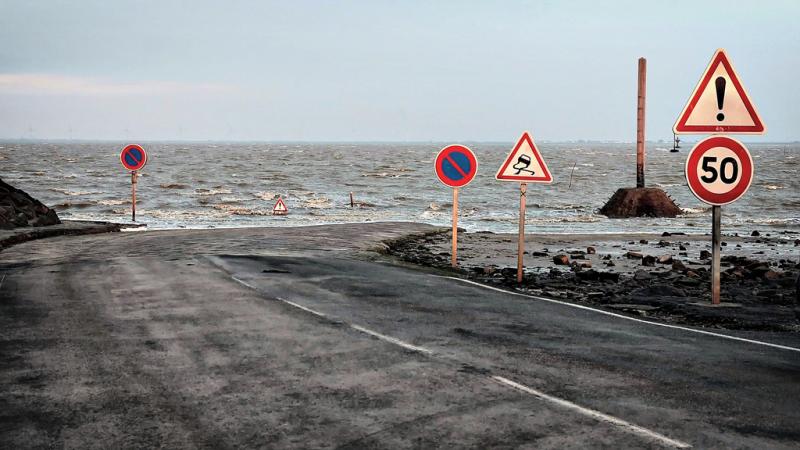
[439,276,800,353]
[232,275,431,354]
[350,324,433,355]
[492,375,691,448]
[232,270,686,446]
[276,297,328,318]
[232,276,329,318]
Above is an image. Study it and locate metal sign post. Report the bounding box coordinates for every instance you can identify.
[451,187,459,268]
[120,144,148,223]
[496,132,553,284]
[434,144,478,269]
[517,183,527,283]
[675,49,765,305]
[711,205,722,304]
[684,136,754,304]
[131,171,138,222]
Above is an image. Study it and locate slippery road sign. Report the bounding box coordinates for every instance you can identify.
[496,132,553,183]
[674,49,765,134]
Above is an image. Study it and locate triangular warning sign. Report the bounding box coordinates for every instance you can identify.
[674,49,765,134]
[273,197,288,215]
[496,132,553,183]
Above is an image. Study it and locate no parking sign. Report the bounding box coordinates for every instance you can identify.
[433,144,479,268]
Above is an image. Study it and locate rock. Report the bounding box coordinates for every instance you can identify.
[795,239,800,246]
[700,250,711,260]
[631,284,686,298]
[532,251,548,257]
[657,240,670,247]
[605,260,615,267]
[679,244,687,251]
[0,178,61,229]
[634,270,653,281]
[599,271,620,282]
[587,246,596,254]
[672,260,686,272]
[642,255,656,266]
[601,254,612,260]
[686,270,699,278]
[626,251,643,259]
[599,187,681,218]
[482,266,497,275]
[576,269,599,281]
[661,231,671,237]
[579,261,592,269]
[553,255,570,265]
[751,230,760,237]
[657,254,673,264]
[639,239,649,244]
[764,270,781,281]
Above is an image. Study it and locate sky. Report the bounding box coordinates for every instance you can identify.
[0,0,798,142]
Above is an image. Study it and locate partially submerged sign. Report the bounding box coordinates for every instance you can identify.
[273,197,288,215]
[685,135,753,206]
[674,49,765,134]
[495,132,553,183]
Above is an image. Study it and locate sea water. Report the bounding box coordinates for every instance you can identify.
[1,141,798,237]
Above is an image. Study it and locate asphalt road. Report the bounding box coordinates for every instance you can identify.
[1,223,799,449]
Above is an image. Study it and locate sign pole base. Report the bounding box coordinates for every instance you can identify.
[711,205,721,305]
[451,187,459,268]
[517,183,527,284]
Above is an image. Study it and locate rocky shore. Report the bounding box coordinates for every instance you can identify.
[386,229,800,332]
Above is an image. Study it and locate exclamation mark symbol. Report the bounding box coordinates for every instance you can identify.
[715,76,726,121]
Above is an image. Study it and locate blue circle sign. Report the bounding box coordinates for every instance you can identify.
[434,144,478,188]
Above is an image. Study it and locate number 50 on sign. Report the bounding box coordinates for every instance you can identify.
[685,136,753,206]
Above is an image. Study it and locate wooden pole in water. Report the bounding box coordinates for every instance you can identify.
[451,187,459,268]
[350,192,355,208]
[517,183,527,283]
[711,205,721,305]
[131,170,137,222]
[636,57,646,188]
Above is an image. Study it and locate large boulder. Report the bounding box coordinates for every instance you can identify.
[599,187,681,218]
[0,178,61,229]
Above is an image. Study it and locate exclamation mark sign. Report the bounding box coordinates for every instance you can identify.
[715,76,726,121]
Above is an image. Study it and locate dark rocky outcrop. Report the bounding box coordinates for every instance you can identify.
[599,187,681,218]
[0,178,60,229]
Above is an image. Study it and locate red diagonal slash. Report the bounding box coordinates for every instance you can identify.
[444,152,468,178]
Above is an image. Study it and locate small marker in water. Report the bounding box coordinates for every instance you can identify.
[715,76,726,121]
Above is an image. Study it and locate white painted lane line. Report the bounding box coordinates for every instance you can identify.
[232,275,431,354]
[276,297,328,318]
[440,276,800,353]
[351,324,433,355]
[492,376,692,449]
[231,276,328,318]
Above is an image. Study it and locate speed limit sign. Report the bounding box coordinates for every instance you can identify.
[685,135,754,206]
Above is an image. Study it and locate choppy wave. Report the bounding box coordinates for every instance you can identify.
[2,141,798,236]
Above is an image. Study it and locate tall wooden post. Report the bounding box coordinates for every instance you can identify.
[517,183,527,283]
[636,57,646,188]
[711,206,721,304]
[131,171,137,222]
[451,187,459,268]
